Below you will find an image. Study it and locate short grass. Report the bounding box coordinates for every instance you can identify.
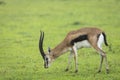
[0,0,120,80]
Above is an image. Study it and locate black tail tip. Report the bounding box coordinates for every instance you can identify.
[102,32,108,46]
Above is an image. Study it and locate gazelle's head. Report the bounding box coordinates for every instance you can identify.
[39,31,53,68]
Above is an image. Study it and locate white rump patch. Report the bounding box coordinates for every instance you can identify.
[97,33,104,49]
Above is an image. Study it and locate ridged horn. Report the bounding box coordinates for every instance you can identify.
[39,31,45,59]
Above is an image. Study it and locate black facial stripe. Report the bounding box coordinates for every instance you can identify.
[70,34,88,45]
[46,58,48,65]
[44,57,49,66]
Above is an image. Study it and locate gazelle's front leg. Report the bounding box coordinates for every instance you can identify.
[72,46,78,73]
[65,51,74,71]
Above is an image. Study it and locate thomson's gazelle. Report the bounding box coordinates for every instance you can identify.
[39,27,109,73]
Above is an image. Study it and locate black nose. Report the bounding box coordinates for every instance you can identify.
[44,63,49,68]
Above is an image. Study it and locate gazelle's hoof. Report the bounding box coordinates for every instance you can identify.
[97,70,101,73]
[106,69,109,74]
[75,70,78,73]
[65,68,69,72]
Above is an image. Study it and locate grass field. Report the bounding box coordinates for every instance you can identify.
[0,0,120,80]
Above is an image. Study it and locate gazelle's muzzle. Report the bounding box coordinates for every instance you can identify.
[44,63,49,68]
[44,57,50,68]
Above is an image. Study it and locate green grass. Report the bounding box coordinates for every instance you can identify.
[0,0,120,80]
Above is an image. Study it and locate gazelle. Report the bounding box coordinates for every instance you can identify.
[39,27,109,73]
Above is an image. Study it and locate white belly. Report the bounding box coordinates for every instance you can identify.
[74,40,91,49]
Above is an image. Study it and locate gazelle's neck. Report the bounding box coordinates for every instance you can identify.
[51,40,69,59]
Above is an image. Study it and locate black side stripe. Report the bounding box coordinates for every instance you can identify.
[70,34,88,45]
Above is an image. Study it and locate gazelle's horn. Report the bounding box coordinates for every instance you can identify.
[39,31,45,59]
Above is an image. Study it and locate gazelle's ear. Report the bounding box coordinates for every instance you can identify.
[48,47,51,53]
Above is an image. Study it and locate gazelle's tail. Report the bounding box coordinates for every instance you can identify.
[102,32,108,46]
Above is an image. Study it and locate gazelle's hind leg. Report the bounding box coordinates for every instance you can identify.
[89,34,109,73]
[92,44,109,73]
